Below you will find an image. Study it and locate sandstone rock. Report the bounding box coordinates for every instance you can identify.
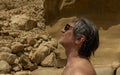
[37,39,43,44]
[11,42,24,53]
[41,52,57,67]
[10,14,28,28]
[0,47,11,53]
[14,71,31,75]
[39,39,58,54]
[19,55,37,71]
[31,67,63,75]
[37,22,46,30]
[39,35,49,41]
[0,13,7,21]
[111,61,120,69]
[53,49,60,58]
[24,19,37,31]
[50,38,58,48]
[31,45,51,64]
[12,65,22,72]
[10,14,37,31]
[56,59,66,68]
[54,44,66,59]
[17,38,27,44]
[95,66,115,75]
[0,60,11,74]
[33,43,39,48]
[43,38,58,49]
[0,3,6,10]
[33,39,43,48]
[9,32,19,38]
[0,24,3,30]
[0,31,9,36]
[0,52,17,65]
[1,0,35,10]
[24,46,33,52]
[26,38,37,46]
[59,0,76,10]
[116,67,120,75]
[0,0,48,74]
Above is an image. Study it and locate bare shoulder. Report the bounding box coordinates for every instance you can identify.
[62,58,96,75]
[72,60,96,75]
[72,67,96,75]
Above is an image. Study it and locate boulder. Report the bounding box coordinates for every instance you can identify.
[0,60,11,74]
[43,38,58,49]
[11,42,24,53]
[41,52,57,67]
[19,55,37,71]
[10,14,37,31]
[31,45,51,64]
[0,52,17,65]
[26,37,37,46]
[12,65,22,72]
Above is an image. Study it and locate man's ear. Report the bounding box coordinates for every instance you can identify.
[75,35,86,45]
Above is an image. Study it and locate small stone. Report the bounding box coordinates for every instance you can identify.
[40,35,49,41]
[11,42,24,53]
[12,65,21,72]
[9,32,19,38]
[27,38,37,46]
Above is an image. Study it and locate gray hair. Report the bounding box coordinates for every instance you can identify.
[73,17,99,58]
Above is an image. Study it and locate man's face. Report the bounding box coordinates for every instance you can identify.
[59,23,75,46]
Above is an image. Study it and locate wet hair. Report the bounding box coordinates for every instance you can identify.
[73,17,99,58]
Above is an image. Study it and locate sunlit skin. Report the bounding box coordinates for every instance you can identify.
[59,23,96,75]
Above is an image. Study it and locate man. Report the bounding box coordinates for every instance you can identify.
[59,17,99,75]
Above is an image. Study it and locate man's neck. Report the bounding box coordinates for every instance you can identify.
[65,47,78,57]
[65,47,89,65]
[65,47,79,63]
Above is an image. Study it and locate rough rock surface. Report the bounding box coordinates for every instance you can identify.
[0,52,17,65]
[0,0,64,74]
[0,1,65,74]
[41,52,57,67]
[0,60,11,74]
